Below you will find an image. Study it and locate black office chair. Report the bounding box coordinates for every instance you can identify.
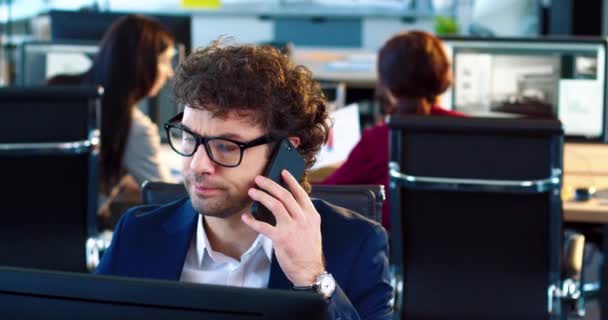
[141,180,187,205]
[0,86,102,273]
[387,115,583,319]
[140,181,384,224]
[310,184,384,224]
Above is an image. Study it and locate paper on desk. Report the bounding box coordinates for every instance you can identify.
[313,103,361,169]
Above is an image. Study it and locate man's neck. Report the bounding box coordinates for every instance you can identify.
[203,213,259,261]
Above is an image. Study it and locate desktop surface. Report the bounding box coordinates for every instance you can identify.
[0,266,327,320]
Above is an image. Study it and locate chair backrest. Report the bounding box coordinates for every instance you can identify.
[141,181,188,205]
[0,86,101,272]
[141,181,384,225]
[310,184,384,224]
[388,115,564,319]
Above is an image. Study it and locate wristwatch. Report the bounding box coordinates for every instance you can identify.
[293,272,336,300]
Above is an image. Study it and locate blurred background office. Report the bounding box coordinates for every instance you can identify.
[2,0,608,319]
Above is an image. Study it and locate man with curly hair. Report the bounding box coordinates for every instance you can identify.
[97,42,393,320]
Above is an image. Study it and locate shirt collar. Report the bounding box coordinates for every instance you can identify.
[195,214,273,266]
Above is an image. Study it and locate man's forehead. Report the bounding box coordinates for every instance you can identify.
[215,109,262,126]
[184,105,264,128]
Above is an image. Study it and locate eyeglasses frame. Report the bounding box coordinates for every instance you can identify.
[164,112,279,168]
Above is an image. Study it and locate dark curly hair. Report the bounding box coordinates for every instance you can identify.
[173,42,330,193]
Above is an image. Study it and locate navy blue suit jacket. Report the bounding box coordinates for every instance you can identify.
[96,197,393,320]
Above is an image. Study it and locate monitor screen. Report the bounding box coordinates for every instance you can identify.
[0,267,327,320]
[19,41,184,138]
[18,41,98,86]
[441,37,608,142]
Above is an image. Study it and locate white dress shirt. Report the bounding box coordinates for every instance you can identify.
[180,214,273,288]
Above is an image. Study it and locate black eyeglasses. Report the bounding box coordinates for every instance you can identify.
[164,112,278,168]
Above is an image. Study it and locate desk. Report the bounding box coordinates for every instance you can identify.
[563,143,608,223]
[564,199,608,223]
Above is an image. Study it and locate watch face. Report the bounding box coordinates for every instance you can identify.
[318,274,336,298]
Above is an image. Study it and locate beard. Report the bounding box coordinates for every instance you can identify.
[184,172,253,218]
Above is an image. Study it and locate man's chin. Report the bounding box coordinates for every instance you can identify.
[189,194,251,219]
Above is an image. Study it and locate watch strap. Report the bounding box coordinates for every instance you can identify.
[292,284,319,291]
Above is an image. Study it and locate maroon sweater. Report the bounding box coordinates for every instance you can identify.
[321,106,465,231]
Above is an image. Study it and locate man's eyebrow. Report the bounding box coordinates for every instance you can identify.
[179,124,247,141]
[216,133,247,140]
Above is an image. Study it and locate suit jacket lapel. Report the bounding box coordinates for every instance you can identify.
[152,199,198,281]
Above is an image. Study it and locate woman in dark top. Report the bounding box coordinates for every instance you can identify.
[322,31,465,230]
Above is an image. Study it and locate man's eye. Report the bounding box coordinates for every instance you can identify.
[215,142,238,153]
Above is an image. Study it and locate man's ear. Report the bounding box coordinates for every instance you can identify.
[288,136,301,148]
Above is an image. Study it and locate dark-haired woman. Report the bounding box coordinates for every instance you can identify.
[47,15,176,223]
[322,31,465,231]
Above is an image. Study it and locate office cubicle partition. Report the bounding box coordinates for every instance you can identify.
[0,86,101,272]
[48,10,191,54]
[388,116,567,319]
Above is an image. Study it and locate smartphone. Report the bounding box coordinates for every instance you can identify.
[250,138,306,226]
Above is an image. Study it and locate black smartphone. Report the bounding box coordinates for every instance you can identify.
[250,138,306,226]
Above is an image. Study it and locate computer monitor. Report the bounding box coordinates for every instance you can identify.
[19,40,183,138]
[17,41,98,86]
[441,37,608,142]
[0,266,327,320]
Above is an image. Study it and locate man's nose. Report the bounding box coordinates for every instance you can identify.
[189,144,216,174]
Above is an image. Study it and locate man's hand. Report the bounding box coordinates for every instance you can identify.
[242,170,325,286]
